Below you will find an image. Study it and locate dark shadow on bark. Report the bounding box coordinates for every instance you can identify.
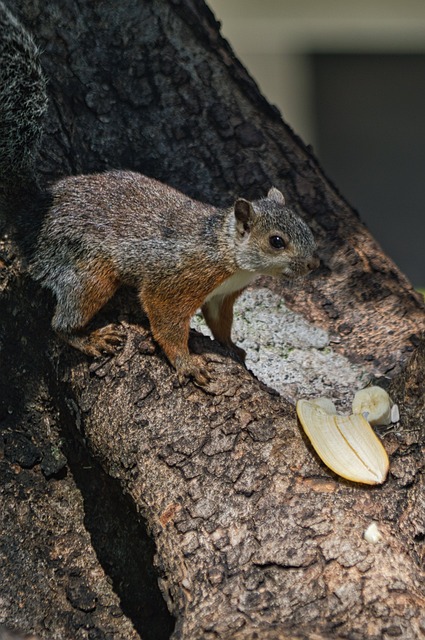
[0,276,52,445]
[47,356,176,640]
[0,272,175,639]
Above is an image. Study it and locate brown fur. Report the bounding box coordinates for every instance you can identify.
[76,257,120,326]
[51,257,121,356]
[140,258,232,368]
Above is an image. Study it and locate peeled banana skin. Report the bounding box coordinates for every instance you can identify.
[296,399,390,485]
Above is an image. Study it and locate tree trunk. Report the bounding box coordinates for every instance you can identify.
[1,1,424,639]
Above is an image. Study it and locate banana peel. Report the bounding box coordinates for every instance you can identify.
[310,397,337,414]
[296,399,389,485]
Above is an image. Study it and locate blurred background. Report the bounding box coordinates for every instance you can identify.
[209,0,425,289]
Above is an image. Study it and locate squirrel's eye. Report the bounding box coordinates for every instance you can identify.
[269,235,286,250]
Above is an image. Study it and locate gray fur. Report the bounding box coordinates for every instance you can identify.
[0,1,47,186]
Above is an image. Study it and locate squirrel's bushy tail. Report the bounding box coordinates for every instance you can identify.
[0,1,47,192]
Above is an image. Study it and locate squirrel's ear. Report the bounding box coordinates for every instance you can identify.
[267,187,285,205]
[234,198,255,235]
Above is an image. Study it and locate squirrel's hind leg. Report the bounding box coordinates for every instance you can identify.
[62,325,124,358]
[50,265,123,357]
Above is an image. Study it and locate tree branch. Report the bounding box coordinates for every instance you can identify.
[1,0,424,638]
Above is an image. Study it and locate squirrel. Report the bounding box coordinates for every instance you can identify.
[0,3,319,385]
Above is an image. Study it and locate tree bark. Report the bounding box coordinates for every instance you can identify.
[1,1,424,639]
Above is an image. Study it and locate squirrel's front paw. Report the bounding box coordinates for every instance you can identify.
[175,354,211,386]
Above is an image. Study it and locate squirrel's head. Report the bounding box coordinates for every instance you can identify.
[232,187,319,278]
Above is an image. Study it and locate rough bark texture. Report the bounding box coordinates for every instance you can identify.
[0,1,424,639]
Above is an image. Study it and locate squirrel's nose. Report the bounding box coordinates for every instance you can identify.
[308,254,320,271]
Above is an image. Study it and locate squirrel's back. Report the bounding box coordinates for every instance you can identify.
[31,170,227,289]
